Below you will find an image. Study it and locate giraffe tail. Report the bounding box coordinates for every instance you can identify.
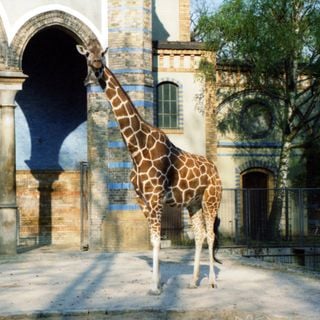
[213,216,222,264]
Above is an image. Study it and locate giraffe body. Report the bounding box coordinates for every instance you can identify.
[77,40,222,294]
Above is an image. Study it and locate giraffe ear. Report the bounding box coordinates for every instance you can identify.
[102,47,108,56]
[76,45,88,56]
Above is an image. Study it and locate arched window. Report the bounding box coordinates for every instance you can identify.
[156,82,179,129]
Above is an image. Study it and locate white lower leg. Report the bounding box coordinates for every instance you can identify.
[190,241,202,288]
[150,238,161,294]
[208,240,215,287]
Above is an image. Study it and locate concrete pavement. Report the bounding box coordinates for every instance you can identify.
[0,246,319,319]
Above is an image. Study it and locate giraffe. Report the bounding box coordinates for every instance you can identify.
[77,40,222,295]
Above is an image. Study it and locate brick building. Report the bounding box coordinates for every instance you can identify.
[0,0,211,253]
[0,0,289,254]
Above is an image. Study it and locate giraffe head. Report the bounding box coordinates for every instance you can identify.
[76,39,108,77]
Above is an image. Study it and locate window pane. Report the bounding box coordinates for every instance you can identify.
[170,84,177,101]
[171,115,178,128]
[158,116,163,128]
[163,115,170,127]
[164,101,170,113]
[170,102,177,114]
[163,84,170,100]
[158,101,164,113]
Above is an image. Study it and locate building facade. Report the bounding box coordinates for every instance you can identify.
[0,0,211,253]
[0,0,300,254]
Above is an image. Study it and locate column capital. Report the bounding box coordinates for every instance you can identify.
[0,70,27,106]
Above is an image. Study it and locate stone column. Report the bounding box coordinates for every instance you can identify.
[0,71,27,255]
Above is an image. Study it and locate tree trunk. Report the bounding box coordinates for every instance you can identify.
[267,138,291,240]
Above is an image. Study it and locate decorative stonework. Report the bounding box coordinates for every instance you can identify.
[235,160,277,189]
[9,10,98,69]
[153,48,203,73]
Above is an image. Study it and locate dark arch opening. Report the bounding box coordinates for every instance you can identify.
[16,27,87,170]
[15,27,87,246]
[242,169,271,241]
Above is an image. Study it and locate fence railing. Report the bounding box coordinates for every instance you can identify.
[160,188,320,271]
[161,188,320,248]
[221,188,320,247]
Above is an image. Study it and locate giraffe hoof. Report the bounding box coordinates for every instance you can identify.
[188,283,198,289]
[148,288,162,296]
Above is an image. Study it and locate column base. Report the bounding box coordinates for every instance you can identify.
[0,206,17,255]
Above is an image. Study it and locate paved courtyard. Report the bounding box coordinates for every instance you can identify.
[0,247,319,319]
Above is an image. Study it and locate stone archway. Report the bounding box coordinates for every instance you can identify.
[9,10,99,70]
[9,10,100,249]
[15,26,88,246]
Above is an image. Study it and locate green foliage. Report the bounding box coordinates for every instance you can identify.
[198,0,320,90]
[196,0,320,233]
[197,0,320,146]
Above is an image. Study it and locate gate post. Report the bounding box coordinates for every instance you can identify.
[0,71,27,255]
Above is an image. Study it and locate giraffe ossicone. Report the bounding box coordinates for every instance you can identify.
[77,39,222,295]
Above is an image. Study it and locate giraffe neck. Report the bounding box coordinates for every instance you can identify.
[102,67,149,152]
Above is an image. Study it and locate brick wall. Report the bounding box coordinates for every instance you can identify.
[179,0,191,41]
[16,171,81,246]
[94,0,153,250]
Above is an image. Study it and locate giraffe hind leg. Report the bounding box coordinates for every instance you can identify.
[202,186,220,288]
[188,205,206,288]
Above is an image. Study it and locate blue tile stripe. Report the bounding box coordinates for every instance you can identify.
[122,85,153,93]
[112,69,152,75]
[108,162,133,169]
[87,85,104,93]
[108,204,140,211]
[218,141,282,148]
[218,152,299,157]
[217,153,280,157]
[133,100,154,108]
[107,183,133,190]
[107,121,118,128]
[108,141,126,148]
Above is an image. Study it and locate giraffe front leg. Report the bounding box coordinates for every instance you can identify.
[147,201,163,295]
[149,232,161,295]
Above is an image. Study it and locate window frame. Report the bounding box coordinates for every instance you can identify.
[156,81,182,132]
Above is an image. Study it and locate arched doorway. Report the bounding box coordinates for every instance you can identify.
[15,27,87,246]
[241,169,273,241]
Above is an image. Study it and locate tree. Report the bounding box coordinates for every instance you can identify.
[197,0,320,238]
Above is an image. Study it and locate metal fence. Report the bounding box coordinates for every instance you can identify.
[218,188,320,247]
[161,188,320,270]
